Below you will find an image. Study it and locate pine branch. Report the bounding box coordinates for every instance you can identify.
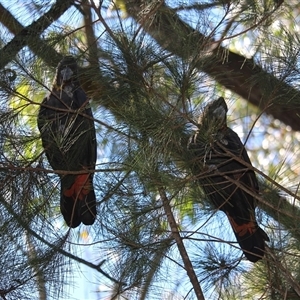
[266,247,300,297]
[0,194,125,286]
[0,0,74,69]
[0,3,63,66]
[78,57,300,246]
[1,1,299,131]
[158,186,205,300]
[124,0,300,131]
[80,0,100,67]
[139,235,172,300]
[25,232,47,300]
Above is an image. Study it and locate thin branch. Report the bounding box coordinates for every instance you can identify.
[25,232,47,300]
[139,235,173,300]
[158,186,205,300]
[0,194,125,286]
[173,2,223,12]
[266,247,300,297]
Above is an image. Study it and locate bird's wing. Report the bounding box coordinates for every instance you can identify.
[72,88,97,170]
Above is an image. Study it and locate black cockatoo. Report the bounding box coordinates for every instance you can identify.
[37,56,97,228]
[188,97,269,262]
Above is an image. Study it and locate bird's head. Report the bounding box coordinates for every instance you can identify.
[198,97,228,132]
[55,56,79,88]
[189,97,228,151]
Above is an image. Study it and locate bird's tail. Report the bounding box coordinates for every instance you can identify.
[227,213,269,262]
[61,174,97,228]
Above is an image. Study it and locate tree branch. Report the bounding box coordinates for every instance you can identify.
[0,194,124,286]
[0,0,74,69]
[158,186,205,300]
[80,0,100,67]
[124,0,300,131]
[1,0,299,131]
[25,232,47,300]
[0,3,63,66]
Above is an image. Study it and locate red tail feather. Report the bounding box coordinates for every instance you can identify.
[227,214,256,237]
[64,174,91,200]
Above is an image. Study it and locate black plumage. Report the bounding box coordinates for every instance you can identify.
[188,97,269,262]
[37,56,97,228]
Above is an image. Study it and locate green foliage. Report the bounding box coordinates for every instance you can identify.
[1,0,300,299]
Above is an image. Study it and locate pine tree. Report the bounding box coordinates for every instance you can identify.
[0,1,300,299]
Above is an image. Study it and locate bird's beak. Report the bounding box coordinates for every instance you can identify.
[60,66,73,83]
